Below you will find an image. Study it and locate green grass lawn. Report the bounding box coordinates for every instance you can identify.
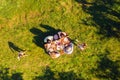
[0,0,120,80]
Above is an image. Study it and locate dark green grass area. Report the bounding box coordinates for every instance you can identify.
[77,0,120,39]
[0,0,120,80]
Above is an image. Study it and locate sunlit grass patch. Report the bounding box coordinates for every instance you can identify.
[0,0,120,80]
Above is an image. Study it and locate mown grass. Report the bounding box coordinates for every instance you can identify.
[0,0,120,80]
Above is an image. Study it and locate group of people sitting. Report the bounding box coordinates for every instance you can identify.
[16,32,87,60]
[44,31,73,59]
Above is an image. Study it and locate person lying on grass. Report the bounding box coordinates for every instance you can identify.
[75,39,87,51]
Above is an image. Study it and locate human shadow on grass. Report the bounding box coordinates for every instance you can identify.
[0,66,23,80]
[76,0,120,40]
[30,24,61,50]
[8,41,25,53]
[33,66,84,80]
[90,50,120,80]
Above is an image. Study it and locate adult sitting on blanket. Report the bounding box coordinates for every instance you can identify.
[54,32,70,46]
[53,32,71,54]
[44,31,73,58]
[59,32,71,47]
[53,31,67,40]
[44,39,57,52]
[44,37,60,58]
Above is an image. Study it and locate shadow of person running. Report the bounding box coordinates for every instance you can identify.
[8,41,24,53]
[30,24,61,50]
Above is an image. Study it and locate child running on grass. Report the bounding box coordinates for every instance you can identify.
[17,50,27,60]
